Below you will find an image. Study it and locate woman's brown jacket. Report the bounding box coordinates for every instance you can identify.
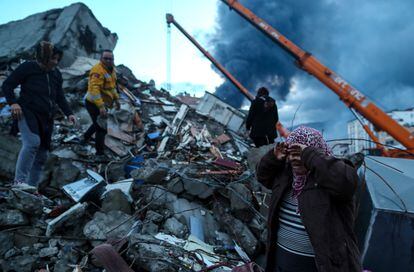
[256,147,362,272]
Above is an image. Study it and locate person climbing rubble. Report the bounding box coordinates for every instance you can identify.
[82,49,120,160]
[2,41,76,191]
[246,86,279,147]
[256,126,362,272]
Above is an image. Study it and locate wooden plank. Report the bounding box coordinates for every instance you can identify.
[105,136,129,156]
[107,119,135,143]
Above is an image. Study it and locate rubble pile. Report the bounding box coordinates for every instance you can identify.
[0,3,117,67]
[0,64,272,271]
[0,3,273,271]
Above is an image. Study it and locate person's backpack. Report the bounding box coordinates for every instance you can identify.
[263,97,275,112]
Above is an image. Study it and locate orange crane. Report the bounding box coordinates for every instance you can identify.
[166,13,291,138]
[220,0,414,158]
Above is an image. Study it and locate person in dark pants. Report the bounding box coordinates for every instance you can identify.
[246,87,279,147]
[83,99,107,154]
[256,126,362,272]
[2,41,76,190]
[83,50,119,158]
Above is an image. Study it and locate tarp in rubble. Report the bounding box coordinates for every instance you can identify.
[356,155,414,272]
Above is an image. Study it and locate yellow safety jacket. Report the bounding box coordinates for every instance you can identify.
[86,62,119,108]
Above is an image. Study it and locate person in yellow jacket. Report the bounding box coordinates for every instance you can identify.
[83,50,120,157]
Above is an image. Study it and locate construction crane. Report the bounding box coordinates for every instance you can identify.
[166,13,254,101]
[220,0,414,158]
[166,13,291,137]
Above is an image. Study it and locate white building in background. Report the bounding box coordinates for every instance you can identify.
[377,109,414,149]
[347,108,414,154]
[347,119,376,154]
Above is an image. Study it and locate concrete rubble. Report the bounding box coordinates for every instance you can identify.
[0,3,270,272]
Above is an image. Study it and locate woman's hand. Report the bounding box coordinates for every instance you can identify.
[274,142,288,161]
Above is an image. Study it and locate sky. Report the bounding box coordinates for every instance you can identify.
[0,0,222,96]
[211,0,414,139]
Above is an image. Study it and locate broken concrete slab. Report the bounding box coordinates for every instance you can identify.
[0,134,21,179]
[4,248,19,260]
[145,210,164,224]
[0,254,36,272]
[246,144,274,172]
[46,202,88,237]
[163,217,188,239]
[166,177,184,194]
[141,221,159,235]
[60,56,98,79]
[228,183,255,222]
[127,234,180,272]
[39,246,59,258]
[0,232,13,256]
[130,159,168,185]
[83,210,134,244]
[101,188,132,214]
[182,177,214,199]
[0,3,117,66]
[0,208,29,227]
[13,227,43,249]
[50,158,81,189]
[7,189,52,215]
[214,202,259,257]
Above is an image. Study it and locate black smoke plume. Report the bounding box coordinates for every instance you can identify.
[210,0,414,137]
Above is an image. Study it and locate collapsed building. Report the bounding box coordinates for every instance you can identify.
[0,3,271,272]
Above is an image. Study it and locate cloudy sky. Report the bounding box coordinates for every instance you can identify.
[212,0,414,138]
[0,0,413,139]
[0,0,222,96]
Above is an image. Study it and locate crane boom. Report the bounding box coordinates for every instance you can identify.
[220,0,414,156]
[166,13,254,101]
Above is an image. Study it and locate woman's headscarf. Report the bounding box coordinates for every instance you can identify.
[286,126,331,197]
[36,41,54,66]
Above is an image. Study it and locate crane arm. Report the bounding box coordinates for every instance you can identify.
[221,0,414,153]
[166,13,254,101]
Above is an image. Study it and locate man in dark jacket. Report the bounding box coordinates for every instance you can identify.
[246,87,279,147]
[256,126,362,272]
[2,41,76,190]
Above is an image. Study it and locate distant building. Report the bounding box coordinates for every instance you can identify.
[347,119,376,154]
[377,109,414,149]
[347,108,414,153]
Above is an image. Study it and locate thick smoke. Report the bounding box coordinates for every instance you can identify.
[210,0,414,137]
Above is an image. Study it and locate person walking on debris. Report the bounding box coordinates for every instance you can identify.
[82,49,120,159]
[256,126,362,272]
[2,41,76,191]
[246,87,279,147]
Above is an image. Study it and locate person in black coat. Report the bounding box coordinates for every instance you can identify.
[2,41,76,190]
[246,87,279,147]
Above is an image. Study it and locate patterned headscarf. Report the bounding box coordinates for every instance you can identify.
[286,126,331,197]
